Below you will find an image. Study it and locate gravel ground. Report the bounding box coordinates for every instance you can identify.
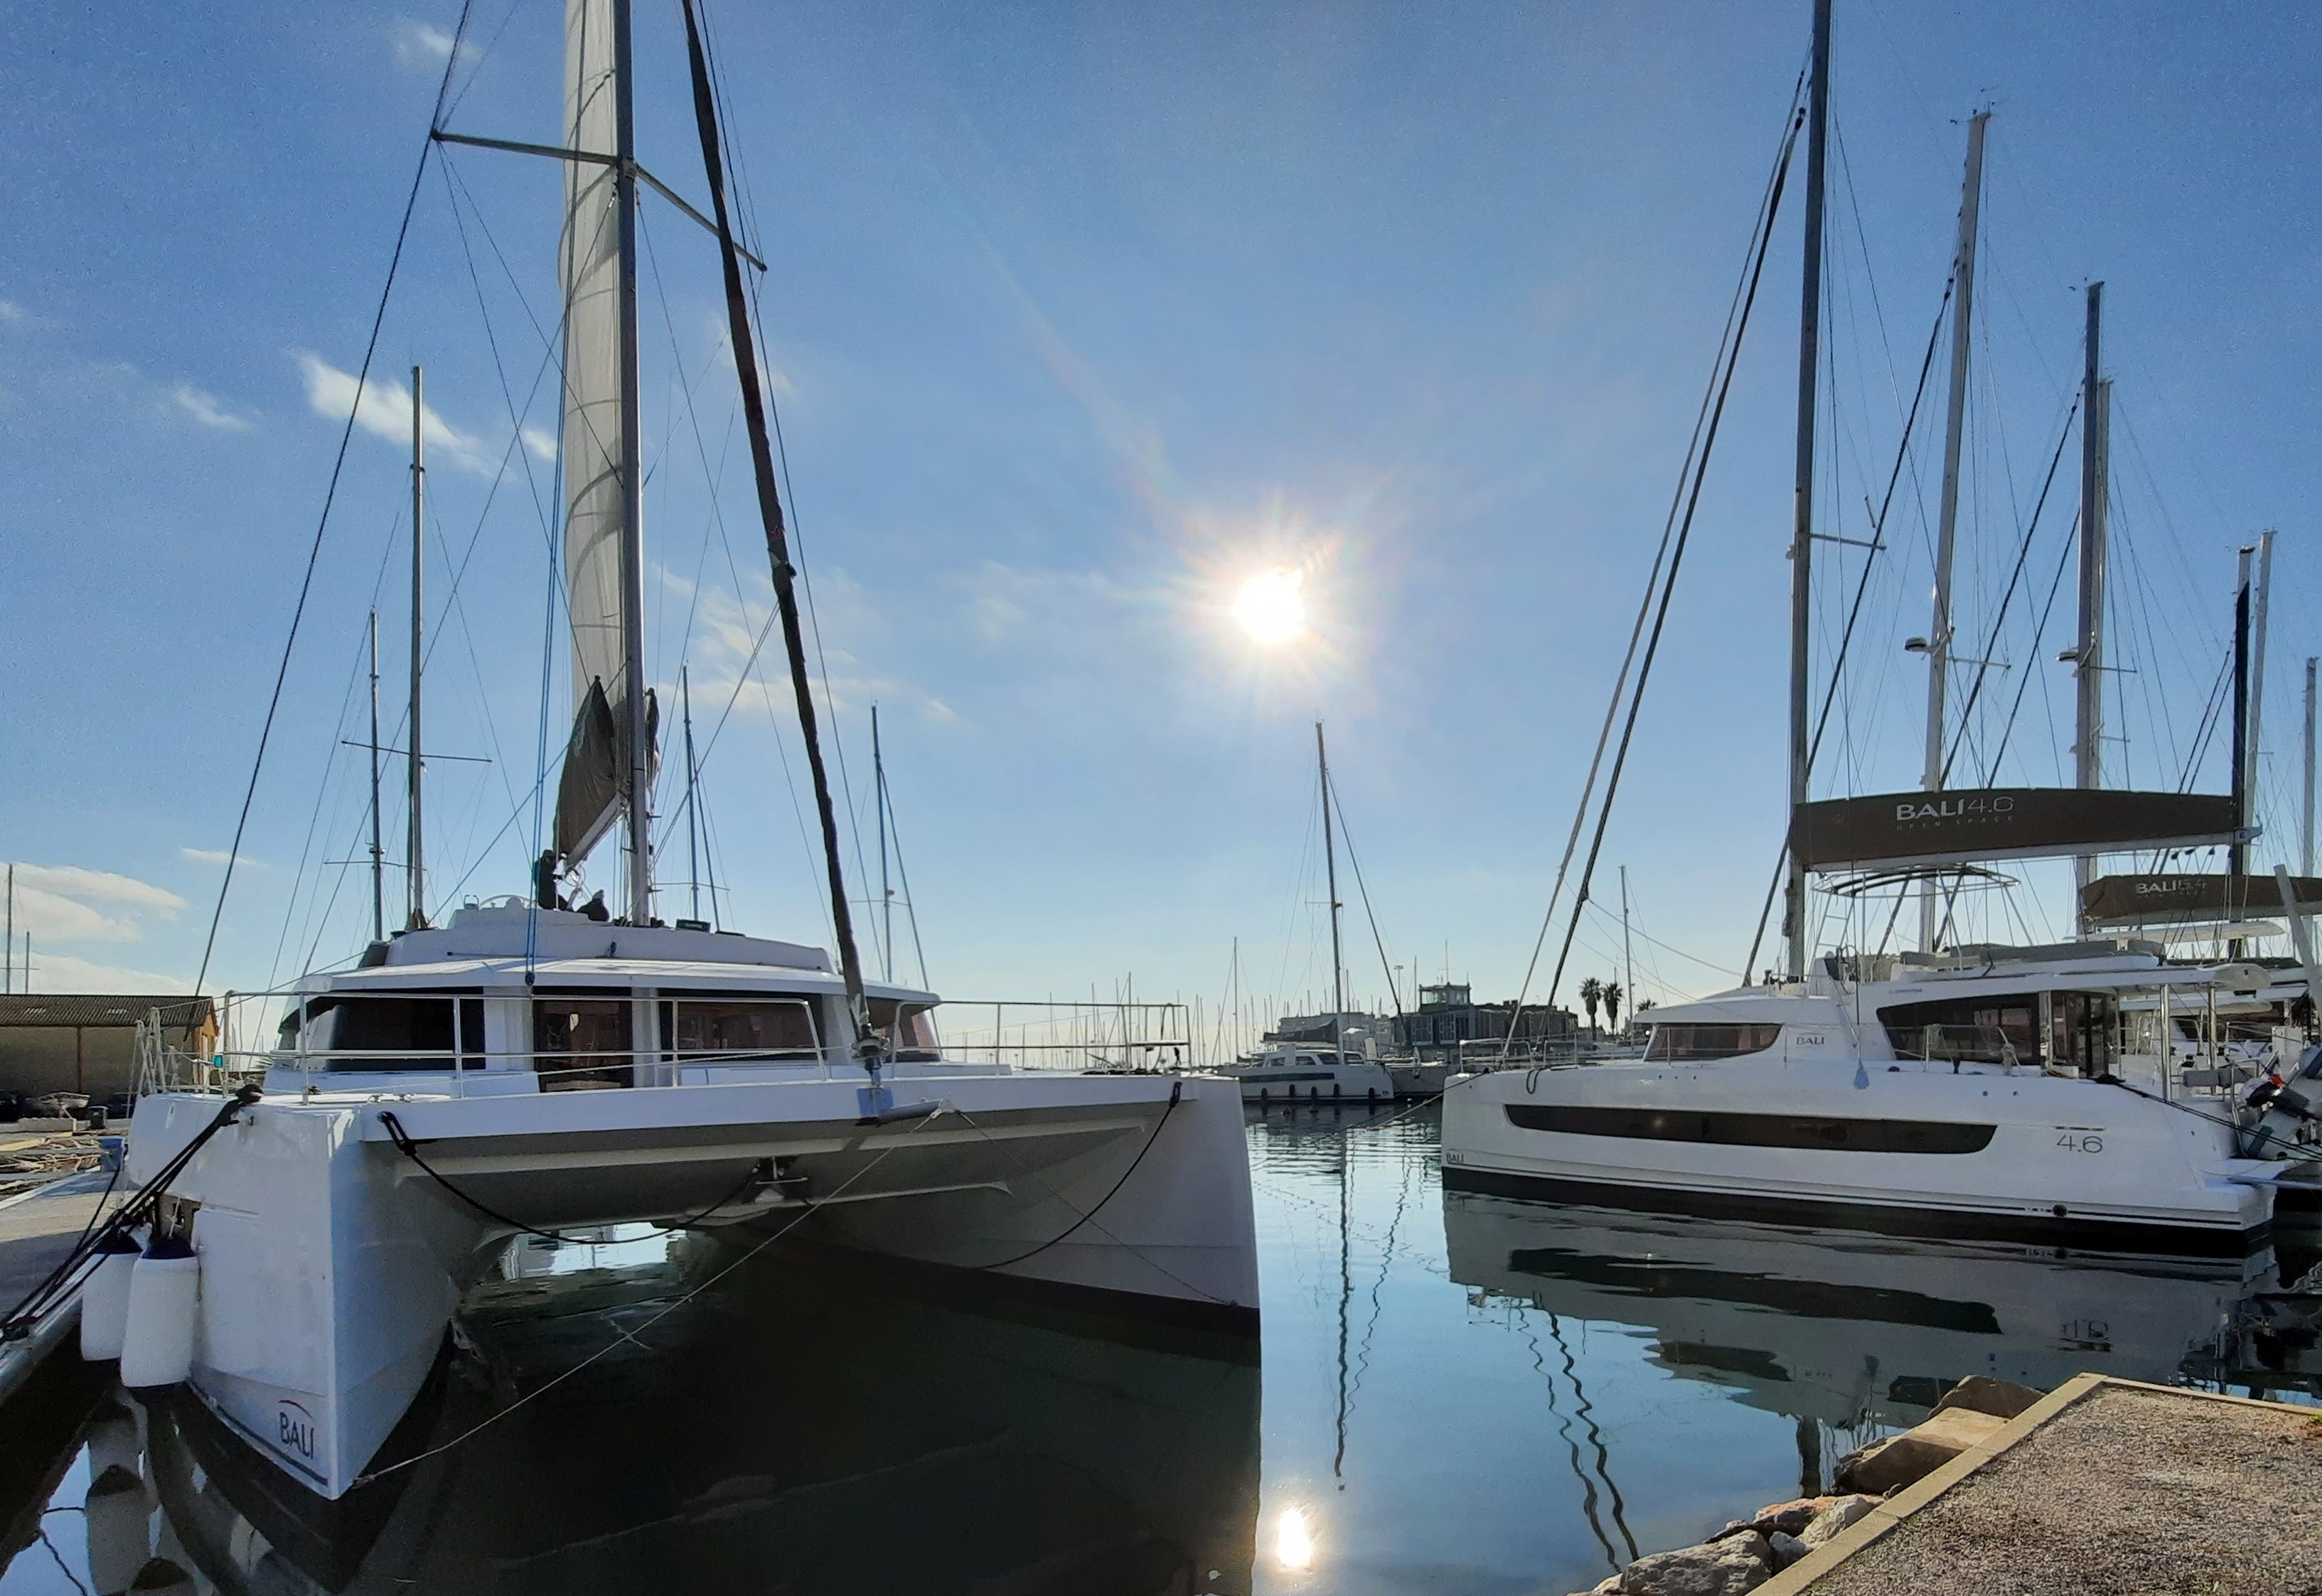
[1808,1384,2322,1595]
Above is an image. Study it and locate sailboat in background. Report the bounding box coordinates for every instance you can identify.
[107,0,1256,1502]
[1441,0,2322,1254]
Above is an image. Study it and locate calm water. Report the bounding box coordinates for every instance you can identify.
[4,1105,2314,1596]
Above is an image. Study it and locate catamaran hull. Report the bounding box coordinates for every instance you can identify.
[1440,1063,2273,1257]
[123,1073,1255,1500]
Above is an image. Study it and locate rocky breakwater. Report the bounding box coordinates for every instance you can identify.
[1559,1378,2042,1596]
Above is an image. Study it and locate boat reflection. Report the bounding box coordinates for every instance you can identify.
[1443,1191,2304,1438]
[90,1235,1260,1595]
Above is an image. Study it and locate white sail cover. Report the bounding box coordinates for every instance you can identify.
[555,0,628,860]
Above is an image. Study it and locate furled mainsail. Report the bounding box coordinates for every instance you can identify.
[553,0,638,862]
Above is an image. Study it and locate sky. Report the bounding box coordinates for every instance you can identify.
[3,0,2318,1042]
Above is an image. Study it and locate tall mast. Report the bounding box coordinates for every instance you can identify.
[611,0,651,924]
[2304,655,2316,877]
[681,665,700,923]
[2071,284,2108,936]
[1620,864,1635,1033]
[680,0,872,1054]
[874,704,893,982]
[2248,527,2276,840]
[407,365,427,931]
[4,863,12,994]
[2231,547,2252,882]
[1917,109,1986,953]
[1317,722,1347,1060]
[1783,0,1832,980]
[368,609,385,943]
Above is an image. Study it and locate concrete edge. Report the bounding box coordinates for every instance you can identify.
[1754,1372,2109,1595]
[1757,1373,2322,1594]
[0,1295,82,1410]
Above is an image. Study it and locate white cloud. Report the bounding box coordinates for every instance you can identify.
[522,424,556,461]
[394,19,457,65]
[292,351,495,476]
[17,952,194,995]
[171,382,253,432]
[2,863,187,950]
[180,847,263,869]
[658,566,953,728]
[11,864,186,914]
[0,300,22,322]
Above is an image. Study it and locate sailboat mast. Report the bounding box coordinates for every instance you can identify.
[874,705,893,982]
[682,665,700,923]
[1784,0,1832,980]
[2304,655,2316,877]
[368,609,385,943]
[1620,864,1635,1033]
[611,0,652,925]
[678,0,873,1046]
[1317,721,1347,1059]
[2072,285,2108,936]
[2248,527,2276,833]
[407,365,427,931]
[1919,109,1986,953]
[2231,546,2252,882]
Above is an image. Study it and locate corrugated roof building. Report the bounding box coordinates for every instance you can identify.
[0,995,213,1102]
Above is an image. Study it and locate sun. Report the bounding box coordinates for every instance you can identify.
[1232,567,1306,645]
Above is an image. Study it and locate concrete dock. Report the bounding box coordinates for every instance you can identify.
[1765,1375,2322,1595]
[0,1160,122,1404]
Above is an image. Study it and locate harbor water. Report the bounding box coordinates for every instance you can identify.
[3,1104,2313,1596]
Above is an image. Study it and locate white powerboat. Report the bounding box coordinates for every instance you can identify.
[1216,1041,1396,1103]
[1444,945,2295,1255]
[110,0,1256,1506]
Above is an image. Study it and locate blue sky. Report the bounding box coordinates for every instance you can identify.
[3,1,2317,1034]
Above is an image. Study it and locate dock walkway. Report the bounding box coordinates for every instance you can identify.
[0,1164,124,1403]
[1766,1375,2322,1595]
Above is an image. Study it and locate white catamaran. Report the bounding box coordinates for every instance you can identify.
[107,0,1256,1501]
[1443,0,2322,1254]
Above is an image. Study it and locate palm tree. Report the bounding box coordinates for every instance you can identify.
[1603,981,1623,1036]
[1580,977,1603,1038]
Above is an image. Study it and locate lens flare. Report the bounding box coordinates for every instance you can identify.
[1233,567,1306,645]
[1275,1505,1315,1570]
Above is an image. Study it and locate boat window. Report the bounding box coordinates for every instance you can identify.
[295,995,477,1071]
[1506,1102,1996,1155]
[534,1000,633,1091]
[865,997,940,1062]
[1878,997,2040,1069]
[663,999,820,1062]
[1643,1024,1782,1061]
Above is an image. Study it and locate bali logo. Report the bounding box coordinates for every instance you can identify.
[276,1399,319,1460]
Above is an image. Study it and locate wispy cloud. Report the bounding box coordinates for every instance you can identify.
[521,424,556,461]
[171,382,253,432]
[3,862,187,947]
[19,951,194,995]
[292,351,496,475]
[394,18,459,66]
[180,847,262,869]
[659,567,955,728]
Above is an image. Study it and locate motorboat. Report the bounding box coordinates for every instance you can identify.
[1444,943,2299,1255]
[111,0,1256,1506]
[1216,1040,1396,1104]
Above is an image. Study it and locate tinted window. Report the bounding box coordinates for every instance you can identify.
[866,998,939,1061]
[1505,1103,1996,1154]
[1878,997,2040,1068]
[1644,1024,1782,1061]
[670,1000,819,1060]
[302,996,458,1071]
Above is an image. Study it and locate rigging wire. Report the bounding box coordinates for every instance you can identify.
[1511,95,1804,1037]
[193,4,476,993]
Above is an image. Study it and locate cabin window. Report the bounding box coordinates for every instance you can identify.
[534,1000,633,1091]
[660,999,821,1063]
[1878,997,2041,1069]
[289,995,481,1071]
[865,997,940,1061]
[1643,1024,1782,1061]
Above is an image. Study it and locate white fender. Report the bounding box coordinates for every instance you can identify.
[78,1232,143,1362]
[119,1238,200,1391]
[123,1558,196,1596]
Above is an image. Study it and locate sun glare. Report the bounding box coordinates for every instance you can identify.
[1233,567,1306,645]
[1275,1506,1315,1571]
